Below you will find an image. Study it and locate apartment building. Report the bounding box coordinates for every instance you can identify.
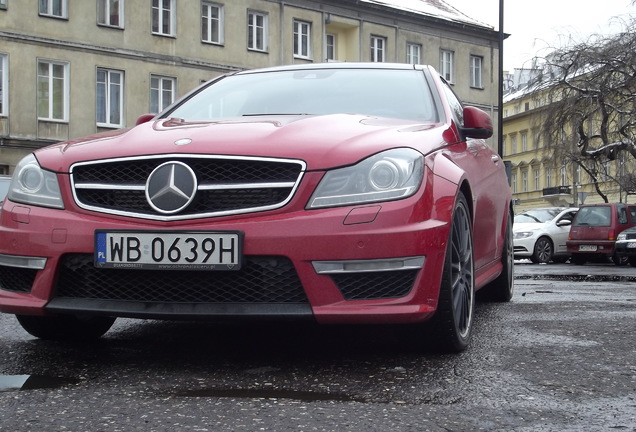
[503,86,635,212]
[0,0,501,174]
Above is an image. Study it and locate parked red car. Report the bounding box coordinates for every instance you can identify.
[567,203,636,265]
[0,63,512,351]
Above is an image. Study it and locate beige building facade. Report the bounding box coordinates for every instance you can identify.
[0,0,500,174]
[503,86,635,212]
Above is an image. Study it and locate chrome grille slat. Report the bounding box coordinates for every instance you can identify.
[71,155,305,221]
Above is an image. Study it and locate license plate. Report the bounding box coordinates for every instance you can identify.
[95,230,243,270]
[628,242,636,249]
[579,245,598,252]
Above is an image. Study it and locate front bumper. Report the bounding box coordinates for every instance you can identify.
[513,235,536,258]
[614,240,636,256]
[0,195,450,325]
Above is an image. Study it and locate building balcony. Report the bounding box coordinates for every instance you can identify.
[542,186,571,197]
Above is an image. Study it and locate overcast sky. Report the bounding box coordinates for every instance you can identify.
[448,0,636,71]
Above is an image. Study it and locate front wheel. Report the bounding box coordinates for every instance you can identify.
[531,237,553,264]
[16,314,116,341]
[612,253,629,266]
[430,192,475,352]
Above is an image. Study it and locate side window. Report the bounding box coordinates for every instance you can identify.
[629,206,636,222]
[618,207,628,224]
[441,81,463,125]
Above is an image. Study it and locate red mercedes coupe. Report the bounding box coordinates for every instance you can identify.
[0,63,513,351]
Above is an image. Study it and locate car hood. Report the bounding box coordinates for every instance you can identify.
[34,114,449,173]
[513,222,545,232]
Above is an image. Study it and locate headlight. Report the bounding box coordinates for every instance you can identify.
[307,148,423,209]
[617,232,627,241]
[513,231,534,240]
[7,154,64,209]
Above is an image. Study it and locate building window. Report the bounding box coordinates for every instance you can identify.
[534,169,540,191]
[39,0,67,18]
[201,1,223,44]
[0,0,7,9]
[152,0,175,36]
[511,135,517,154]
[440,50,454,83]
[150,75,175,113]
[407,43,421,64]
[521,131,528,152]
[293,20,311,59]
[98,0,123,28]
[470,55,483,88]
[326,34,336,61]
[247,11,268,52]
[37,60,69,121]
[370,36,386,62]
[96,68,124,127]
[546,168,552,188]
[561,165,567,186]
[511,173,517,194]
[522,170,528,192]
[0,54,7,116]
[501,136,507,156]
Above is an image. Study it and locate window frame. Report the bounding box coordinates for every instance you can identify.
[97,0,124,28]
[469,55,483,88]
[370,35,386,62]
[152,0,175,37]
[293,20,311,59]
[325,33,336,61]
[39,0,67,18]
[440,50,454,83]
[37,59,69,122]
[96,67,125,128]
[406,43,421,65]
[150,74,176,114]
[247,10,268,52]
[0,53,7,116]
[201,1,223,45]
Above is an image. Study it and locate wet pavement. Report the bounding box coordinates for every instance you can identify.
[0,262,634,431]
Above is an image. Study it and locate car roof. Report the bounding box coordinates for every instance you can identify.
[233,62,433,76]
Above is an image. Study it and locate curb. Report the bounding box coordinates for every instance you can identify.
[515,274,636,282]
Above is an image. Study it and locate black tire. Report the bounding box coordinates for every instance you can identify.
[531,237,553,264]
[571,254,586,265]
[629,256,636,267]
[612,253,629,266]
[430,192,475,352]
[16,314,116,341]
[480,210,514,302]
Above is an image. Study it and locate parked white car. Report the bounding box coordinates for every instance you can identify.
[513,207,579,264]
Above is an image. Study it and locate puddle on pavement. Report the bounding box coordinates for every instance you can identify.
[0,375,80,392]
[175,388,366,403]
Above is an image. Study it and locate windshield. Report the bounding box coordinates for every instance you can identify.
[166,69,439,122]
[573,206,611,227]
[514,208,562,224]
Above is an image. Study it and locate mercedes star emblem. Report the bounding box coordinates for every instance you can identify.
[145,161,198,214]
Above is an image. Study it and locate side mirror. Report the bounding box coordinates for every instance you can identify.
[460,106,493,139]
[556,220,572,227]
[136,113,156,126]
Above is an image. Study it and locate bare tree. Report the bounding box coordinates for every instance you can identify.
[530,17,636,202]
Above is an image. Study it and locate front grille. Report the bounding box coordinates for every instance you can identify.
[55,254,308,304]
[330,270,418,300]
[71,155,305,220]
[0,266,37,293]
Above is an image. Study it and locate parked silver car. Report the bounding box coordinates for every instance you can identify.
[513,207,578,264]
